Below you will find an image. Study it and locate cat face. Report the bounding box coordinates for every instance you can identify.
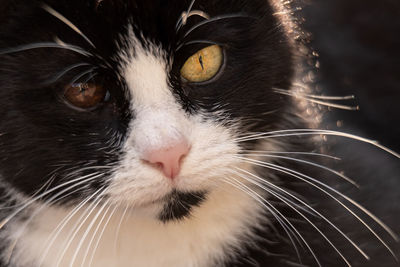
[0,0,292,221]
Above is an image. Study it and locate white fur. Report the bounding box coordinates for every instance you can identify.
[8,25,267,267]
[5,4,309,263]
[107,30,245,209]
[11,184,263,267]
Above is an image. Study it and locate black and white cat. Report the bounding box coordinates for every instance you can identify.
[0,0,399,266]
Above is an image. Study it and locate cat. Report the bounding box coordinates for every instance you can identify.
[0,0,399,266]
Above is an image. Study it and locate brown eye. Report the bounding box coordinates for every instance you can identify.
[64,83,107,110]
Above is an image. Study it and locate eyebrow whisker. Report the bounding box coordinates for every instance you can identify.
[181,13,256,40]
[42,4,96,48]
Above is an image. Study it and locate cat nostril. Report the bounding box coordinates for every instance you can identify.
[142,142,190,180]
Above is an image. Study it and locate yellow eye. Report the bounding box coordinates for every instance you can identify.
[180,45,223,83]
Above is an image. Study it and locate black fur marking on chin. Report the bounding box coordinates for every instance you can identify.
[159,190,206,223]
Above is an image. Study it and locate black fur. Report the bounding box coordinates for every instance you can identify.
[0,0,398,266]
[159,191,206,222]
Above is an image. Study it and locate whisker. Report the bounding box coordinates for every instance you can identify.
[223,177,320,266]
[176,0,211,32]
[80,202,113,267]
[176,0,196,30]
[237,157,398,258]
[0,172,104,230]
[44,63,92,85]
[235,168,369,265]
[273,89,359,110]
[5,184,89,265]
[55,196,105,267]
[221,179,305,264]
[230,170,317,217]
[38,187,106,267]
[236,129,400,159]
[82,71,99,84]
[70,67,98,85]
[277,87,356,100]
[182,13,256,39]
[0,171,58,211]
[0,42,92,57]
[235,172,352,266]
[241,150,341,160]
[69,200,111,267]
[113,204,129,256]
[41,4,96,48]
[187,0,196,13]
[241,153,359,187]
[62,166,113,180]
[176,11,210,32]
[88,204,118,267]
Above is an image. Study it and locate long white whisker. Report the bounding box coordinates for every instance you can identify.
[238,157,398,259]
[38,187,105,267]
[177,11,210,32]
[0,172,105,230]
[88,204,118,267]
[80,203,113,267]
[55,196,104,267]
[223,178,320,266]
[228,171,316,217]
[41,4,96,48]
[176,0,209,32]
[221,179,305,264]
[236,129,400,158]
[0,42,92,57]
[233,167,361,265]
[275,87,356,100]
[0,172,58,211]
[273,89,359,110]
[69,199,110,267]
[235,171,352,266]
[241,150,341,160]
[6,185,89,264]
[63,166,113,180]
[242,153,359,187]
[113,204,129,256]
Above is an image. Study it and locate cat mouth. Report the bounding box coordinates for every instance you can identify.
[158,190,207,222]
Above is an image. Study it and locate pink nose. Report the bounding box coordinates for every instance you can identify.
[142,141,190,180]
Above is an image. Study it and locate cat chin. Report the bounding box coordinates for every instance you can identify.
[8,181,265,267]
[106,189,207,222]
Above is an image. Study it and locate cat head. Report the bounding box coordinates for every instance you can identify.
[0,0,294,221]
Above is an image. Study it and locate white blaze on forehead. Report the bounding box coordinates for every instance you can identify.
[121,35,172,107]
[119,32,189,155]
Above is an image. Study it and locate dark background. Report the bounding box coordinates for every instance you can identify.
[298,1,400,263]
[301,0,400,151]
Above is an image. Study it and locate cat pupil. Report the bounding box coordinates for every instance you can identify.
[199,55,204,70]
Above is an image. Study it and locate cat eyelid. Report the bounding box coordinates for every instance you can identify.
[176,40,222,52]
